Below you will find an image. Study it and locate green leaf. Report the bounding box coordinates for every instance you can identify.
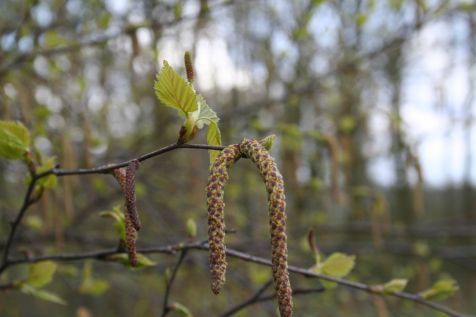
[24,215,44,231]
[36,156,57,188]
[79,262,109,296]
[420,278,459,300]
[97,12,112,29]
[312,252,355,289]
[0,120,30,160]
[20,284,66,305]
[99,206,126,240]
[195,95,219,129]
[169,302,193,317]
[383,278,408,293]
[43,31,68,48]
[79,278,109,296]
[25,261,57,288]
[107,253,157,268]
[206,122,222,166]
[154,61,197,114]
[259,134,276,151]
[186,218,197,239]
[321,252,356,278]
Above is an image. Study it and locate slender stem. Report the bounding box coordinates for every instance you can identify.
[221,287,325,317]
[161,250,189,317]
[0,175,39,274]
[43,143,225,177]
[219,279,273,317]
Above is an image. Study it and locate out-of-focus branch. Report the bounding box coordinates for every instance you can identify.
[0,142,223,275]
[161,250,189,317]
[221,286,325,317]
[0,0,236,77]
[0,241,469,317]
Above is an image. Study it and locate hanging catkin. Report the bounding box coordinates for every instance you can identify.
[206,144,241,294]
[206,139,293,317]
[112,160,141,267]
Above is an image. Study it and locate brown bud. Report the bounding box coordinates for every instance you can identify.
[184,51,194,83]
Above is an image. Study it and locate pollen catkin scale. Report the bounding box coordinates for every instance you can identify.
[125,160,141,231]
[206,139,293,316]
[113,165,139,267]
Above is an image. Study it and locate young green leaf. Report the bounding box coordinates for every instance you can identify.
[170,302,193,317]
[25,261,57,288]
[79,262,109,296]
[154,61,197,114]
[419,278,459,300]
[383,278,408,293]
[36,156,57,189]
[20,284,66,305]
[186,218,197,239]
[0,120,31,160]
[260,134,276,151]
[206,121,222,166]
[321,252,356,278]
[107,253,157,268]
[195,95,219,129]
[317,252,355,289]
[99,206,126,241]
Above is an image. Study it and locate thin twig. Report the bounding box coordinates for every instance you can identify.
[0,143,223,275]
[40,143,225,177]
[221,287,325,317]
[161,250,189,317]
[219,279,273,317]
[0,175,40,274]
[1,242,470,317]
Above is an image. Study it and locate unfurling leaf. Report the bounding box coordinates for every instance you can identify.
[260,134,276,151]
[79,262,109,296]
[420,278,459,300]
[186,218,197,239]
[206,121,222,166]
[154,61,197,114]
[170,302,193,317]
[321,253,355,277]
[20,284,66,305]
[99,206,126,241]
[383,278,408,293]
[36,156,57,189]
[319,252,355,289]
[0,120,30,160]
[25,261,57,288]
[107,253,157,268]
[195,95,219,129]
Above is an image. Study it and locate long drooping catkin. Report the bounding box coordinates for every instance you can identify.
[206,139,293,317]
[239,139,293,317]
[112,160,141,267]
[206,144,241,294]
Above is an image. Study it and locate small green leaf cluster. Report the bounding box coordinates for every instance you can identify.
[15,261,66,305]
[154,53,221,165]
[0,120,57,189]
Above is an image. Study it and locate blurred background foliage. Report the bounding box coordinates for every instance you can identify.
[1,0,476,316]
